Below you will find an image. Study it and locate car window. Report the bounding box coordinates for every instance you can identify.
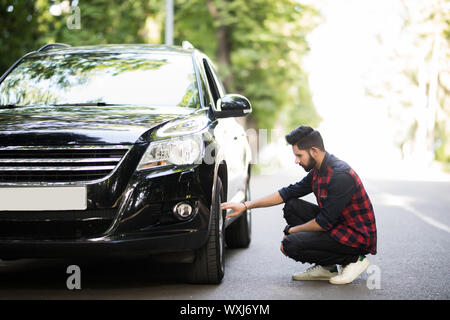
[0,53,200,108]
[203,59,225,107]
[208,62,226,97]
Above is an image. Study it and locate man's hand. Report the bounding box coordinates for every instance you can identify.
[220,202,247,219]
[220,192,283,220]
[282,219,326,235]
[283,224,293,236]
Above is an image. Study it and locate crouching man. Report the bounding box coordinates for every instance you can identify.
[221,126,377,284]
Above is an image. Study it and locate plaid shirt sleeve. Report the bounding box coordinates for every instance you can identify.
[278,171,314,202]
[315,171,356,231]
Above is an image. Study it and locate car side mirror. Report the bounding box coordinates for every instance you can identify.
[214,94,252,118]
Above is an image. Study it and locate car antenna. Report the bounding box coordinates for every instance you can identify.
[37,43,71,52]
[182,41,194,50]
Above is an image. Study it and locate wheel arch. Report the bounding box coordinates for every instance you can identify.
[216,161,228,202]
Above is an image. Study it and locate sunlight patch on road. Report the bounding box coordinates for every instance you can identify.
[377,192,450,234]
[301,0,450,184]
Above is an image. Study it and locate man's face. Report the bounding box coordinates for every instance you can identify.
[292,145,316,172]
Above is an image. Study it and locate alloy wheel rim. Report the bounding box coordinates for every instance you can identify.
[219,201,224,272]
[246,183,252,234]
[218,194,224,273]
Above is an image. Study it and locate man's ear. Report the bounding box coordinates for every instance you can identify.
[309,147,320,157]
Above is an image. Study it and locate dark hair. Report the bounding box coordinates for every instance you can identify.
[285,126,325,151]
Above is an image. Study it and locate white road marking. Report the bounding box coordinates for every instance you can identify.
[377,192,450,234]
[402,204,450,234]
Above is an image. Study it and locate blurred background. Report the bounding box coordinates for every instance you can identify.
[1,1,450,300]
[1,0,449,180]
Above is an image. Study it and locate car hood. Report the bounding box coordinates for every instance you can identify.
[0,105,203,146]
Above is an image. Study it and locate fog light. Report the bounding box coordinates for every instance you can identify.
[173,202,193,220]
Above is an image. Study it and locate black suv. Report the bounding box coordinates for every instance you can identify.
[0,42,253,284]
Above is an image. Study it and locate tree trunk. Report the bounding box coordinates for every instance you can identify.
[206,0,247,129]
[206,0,233,91]
[216,24,234,92]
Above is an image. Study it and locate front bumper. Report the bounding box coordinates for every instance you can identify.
[0,162,215,259]
[0,228,208,259]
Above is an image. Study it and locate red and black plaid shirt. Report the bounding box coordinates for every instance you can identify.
[279,152,377,254]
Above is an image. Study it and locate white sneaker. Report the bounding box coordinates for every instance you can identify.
[292,265,338,281]
[329,256,370,285]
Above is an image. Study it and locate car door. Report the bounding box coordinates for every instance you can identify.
[200,56,248,204]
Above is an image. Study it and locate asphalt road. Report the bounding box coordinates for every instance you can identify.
[1,165,449,300]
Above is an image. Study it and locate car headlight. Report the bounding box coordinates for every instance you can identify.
[137,134,204,170]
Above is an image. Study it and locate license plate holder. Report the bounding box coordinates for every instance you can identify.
[0,187,87,211]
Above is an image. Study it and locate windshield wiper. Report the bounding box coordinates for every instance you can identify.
[0,104,24,110]
[50,102,125,107]
[1,103,149,109]
[0,103,115,109]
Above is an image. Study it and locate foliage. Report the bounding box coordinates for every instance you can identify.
[363,0,450,164]
[0,0,321,132]
[175,0,321,130]
[0,0,40,76]
[1,0,157,75]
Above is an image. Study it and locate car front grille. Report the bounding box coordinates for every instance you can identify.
[0,209,116,240]
[0,146,131,183]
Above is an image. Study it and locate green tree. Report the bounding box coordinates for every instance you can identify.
[36,0,155,45]
[0,0,156,75]
[364,0,450,166]
[174,0,321,130]
[0,0,40,76]
[1,0,321,133]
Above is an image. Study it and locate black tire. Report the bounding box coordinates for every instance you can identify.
[187,177,225,284]
[225,179,251,248]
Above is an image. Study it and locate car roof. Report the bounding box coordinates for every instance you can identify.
[28,44,195,58]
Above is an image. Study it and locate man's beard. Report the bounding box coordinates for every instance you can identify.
[300,152,316,172]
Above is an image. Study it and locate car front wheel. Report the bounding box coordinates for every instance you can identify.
[187,177,225,284]
[225,178,251,248]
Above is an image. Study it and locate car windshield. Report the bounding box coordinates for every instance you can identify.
[0,52,200,108]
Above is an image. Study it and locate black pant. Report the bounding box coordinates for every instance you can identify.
[281,198,365,266]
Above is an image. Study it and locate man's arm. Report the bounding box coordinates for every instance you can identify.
[288,219,325,233]
[314,172,356,231]
[221,171,314,219]
[278,170,313,202]
[287,171,356,234]
[221,191,284,219]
